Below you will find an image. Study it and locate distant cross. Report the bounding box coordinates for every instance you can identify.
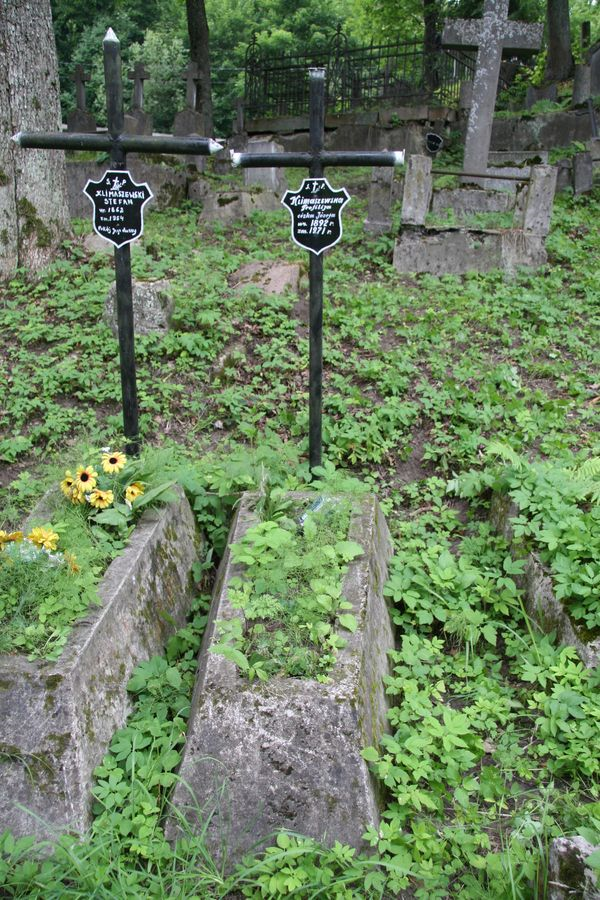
[73,64,90,111]
[128,62,149,110]
[232,68,404,471]
[442,0,542,180]
[182,61,199,110]
[14,29,221,454]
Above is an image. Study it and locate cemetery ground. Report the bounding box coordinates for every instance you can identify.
[0,164,599,898]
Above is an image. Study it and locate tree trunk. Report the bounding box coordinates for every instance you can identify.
[0,0,70,279]
[423,0,441,93]
[185,0,213,136]
[544,0,573,83]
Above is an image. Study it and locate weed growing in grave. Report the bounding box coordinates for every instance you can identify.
[211,495,363,680]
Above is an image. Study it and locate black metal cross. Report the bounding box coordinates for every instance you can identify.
[13,29,222,454]
[232,68,404,471]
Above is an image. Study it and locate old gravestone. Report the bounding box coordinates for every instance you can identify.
[124,62,153,135]
[442,0,543,181]
[173,62,203,136]
[67,65,96,133]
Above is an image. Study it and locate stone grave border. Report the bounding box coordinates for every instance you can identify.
[169,491,395,864]
[0,487,202,841]
[490,493,600,668]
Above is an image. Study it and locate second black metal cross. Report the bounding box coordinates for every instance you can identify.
[14,29,222,455]
[232,68,404,471]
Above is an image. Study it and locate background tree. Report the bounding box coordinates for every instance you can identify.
[186,0,213,136]
[544,0,574,81]
[0,0,70,278]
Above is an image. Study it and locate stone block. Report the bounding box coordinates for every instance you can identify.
[123,109,153,136]
[326,124,377,151]
[573,64,592,106]
[172,108,204,137]
[0,488,201,840]
[573,151,594,194]
[522,164,557,235]
[66,109,96,134]
[526,83,558,109]
[490,494,600,668]
[393,226,547,276]
[364,166,395,234]
[247,116,309,134]
[199,189,281,225]
[169,492,394,864]
[590,43,600,96]
[243,139,287,193]
[401,154,432,225]
[548,837,600,900]
[104,279,174,336]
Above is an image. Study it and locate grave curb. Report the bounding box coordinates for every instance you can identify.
[0,486,202,841]
[168,491,395,864]
[490,493,600,668]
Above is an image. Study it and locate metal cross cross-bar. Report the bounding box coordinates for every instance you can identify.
[13,29,222,455]
[232,67,404,472]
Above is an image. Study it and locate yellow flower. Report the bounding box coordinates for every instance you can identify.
[88,489,114,509]
[75,466,98,492]
[27,527,59,551]
[60,470,76,498]
[101,451,127,474]
[0,530,23,548]
[125,482,145,504]
[70,488,86,505]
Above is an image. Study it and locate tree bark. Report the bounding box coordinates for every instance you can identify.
[544,0,573,83]
[185,0,213,136]
[423,0,441,92]
[0,0,70,279]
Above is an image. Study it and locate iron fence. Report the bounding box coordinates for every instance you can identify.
[244,27,480,119]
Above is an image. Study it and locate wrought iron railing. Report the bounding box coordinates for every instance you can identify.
[244,27,479,119]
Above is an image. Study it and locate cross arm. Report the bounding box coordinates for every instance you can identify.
[12,131,223,156]
[501,20,543,53]
[442,19,483,51]
[231,150,405,168]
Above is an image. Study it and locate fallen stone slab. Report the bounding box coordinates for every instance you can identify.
[0,487,201,841]
[548,836,600,900]
[491,494,600,668]
[230,260,301,295]
[169,492,394,864]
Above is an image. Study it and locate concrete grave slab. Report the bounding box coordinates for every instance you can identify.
[169,492,394,864]
[0,488,201,840]
[491,494,600,668]
[488,150,549,166]
[104,279,174,336]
